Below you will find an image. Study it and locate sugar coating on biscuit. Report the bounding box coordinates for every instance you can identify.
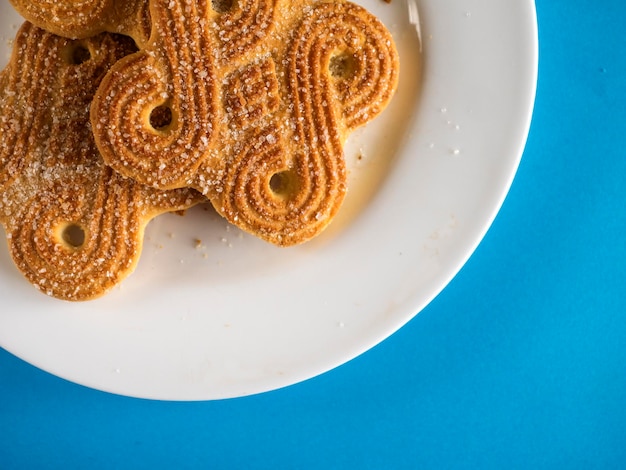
[0,23,202,301]
[91,0,399,246]
[8,0,151,46]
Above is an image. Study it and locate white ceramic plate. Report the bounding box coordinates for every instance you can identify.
[0,0,537,400]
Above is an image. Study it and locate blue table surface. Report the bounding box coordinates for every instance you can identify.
[2,1,625,468]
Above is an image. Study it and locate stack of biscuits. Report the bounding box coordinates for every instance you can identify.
[0,0,399,301]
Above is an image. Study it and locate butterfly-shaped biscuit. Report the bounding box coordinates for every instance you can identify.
[91,0,399,246]
[0,23,202,300]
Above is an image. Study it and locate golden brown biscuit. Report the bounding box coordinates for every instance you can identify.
[8,0,151,47]
[91,0,399,246]
[0,23,202,301]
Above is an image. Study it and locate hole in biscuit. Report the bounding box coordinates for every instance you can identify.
[150,105,173,130]
[212,0,234,13]
[65,44,91,65]
[269,170,298,198]
[329,52,356,79]
[269,172,287,193]
[61,224,86,248]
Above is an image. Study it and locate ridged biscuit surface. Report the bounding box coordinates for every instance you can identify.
[0,23,202,301]
[8,0,151,46]
[92,0,399,246]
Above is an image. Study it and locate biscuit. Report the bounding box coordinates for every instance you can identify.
[91,0,399,246]
[0,23,202,301]
[8,0,151,47]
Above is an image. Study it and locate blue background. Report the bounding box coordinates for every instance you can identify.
[2,0,625,468]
